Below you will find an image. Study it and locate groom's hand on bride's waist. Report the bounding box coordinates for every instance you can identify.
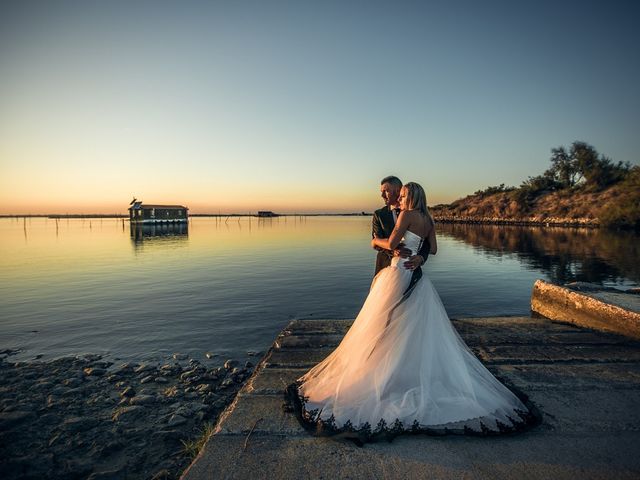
[403,255,425,270]
[393,243,411,258]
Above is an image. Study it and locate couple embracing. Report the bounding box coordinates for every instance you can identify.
[286,177,537,442]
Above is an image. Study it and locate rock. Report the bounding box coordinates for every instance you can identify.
[51,386,67,395]
[151,469,171,480]
[62,386,85,397]
[63,377,82,388]
[174,405,192,417]
[87,467,126,480]
[134,363,157,373]
[83,367,106,377]
[111,405,143,422]
[160,363,181,373]
[180,370,201,383]
[172,353,188,360]
[96,440,124,457]
[163,386,182,398]
[82,353,103,362]
[120,386,135,398]
[224,359,238,370]
[0,410,34,430]
[205,352,218,359]
[39,412,59,425]
[88,360,113,369]
[195,383,213,394]
[245,361,254,368]
[129,394,157,405]
[167,414,187,427]
[113,362,137,374]
[140,375,155,384]
[63,416,99,432]
[154,377,168,384]
[220,378,234,388]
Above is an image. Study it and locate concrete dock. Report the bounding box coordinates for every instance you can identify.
[182,316,640,479]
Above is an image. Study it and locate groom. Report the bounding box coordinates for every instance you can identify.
[372,176,430,289]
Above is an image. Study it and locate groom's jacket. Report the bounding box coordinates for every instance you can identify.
[372,206,431,291]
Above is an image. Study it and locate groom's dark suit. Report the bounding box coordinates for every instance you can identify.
[372,205,430,293]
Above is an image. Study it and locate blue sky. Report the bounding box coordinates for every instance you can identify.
[0,0,638,213]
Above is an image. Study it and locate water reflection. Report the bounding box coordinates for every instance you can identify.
[437,223,640,286]
[130,222,189,247]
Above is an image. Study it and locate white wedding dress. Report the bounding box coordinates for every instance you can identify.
[288,230,536,440]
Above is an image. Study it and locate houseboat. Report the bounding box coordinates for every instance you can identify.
[129,200,188,224]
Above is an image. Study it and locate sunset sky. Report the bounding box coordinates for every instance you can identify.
[1,0,638,214]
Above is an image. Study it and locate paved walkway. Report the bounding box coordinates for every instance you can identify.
[182,317,640,479]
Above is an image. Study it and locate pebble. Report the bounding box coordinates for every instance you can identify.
[0,352,248,480]
[120,386,135,398]
[129,395,157,405]
[167,414,187,427]
[0,411,35,430]
[64,378,82,388]
[205,352,218,359]
[134,363,157,373]
[224,359,238,370]
[62,416,99,432]
[172,353,188,360]
[111,405,144,422]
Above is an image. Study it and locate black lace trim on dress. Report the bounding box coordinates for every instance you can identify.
[284,378,541,445]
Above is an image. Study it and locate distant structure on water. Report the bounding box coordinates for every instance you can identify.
[256,211,279,217]
[128,198,188,224]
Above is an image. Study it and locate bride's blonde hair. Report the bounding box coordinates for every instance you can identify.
[402,182,434,225]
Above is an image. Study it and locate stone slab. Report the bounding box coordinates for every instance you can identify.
[491,363,640,391]
[262,348,334,368]
[275,334,345,349]
[183,431,640,480]
[182,316,640,480]
[213,394,305,436]
[531,279,640,340]
[241,367,306,395]
[475,344,640,364]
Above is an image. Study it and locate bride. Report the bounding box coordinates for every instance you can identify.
[286,182,538,442]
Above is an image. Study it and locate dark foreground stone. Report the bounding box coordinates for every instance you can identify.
[0,353,256,479]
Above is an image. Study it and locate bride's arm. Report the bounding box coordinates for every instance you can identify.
[371,212,410,251]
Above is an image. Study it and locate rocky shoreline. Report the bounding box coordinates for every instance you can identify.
[432,214,599,228]
[0,350,258,480]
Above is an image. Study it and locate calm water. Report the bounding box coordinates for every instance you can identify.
[1,217,638,363]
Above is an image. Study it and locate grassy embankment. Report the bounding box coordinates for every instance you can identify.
[431,142,640,229]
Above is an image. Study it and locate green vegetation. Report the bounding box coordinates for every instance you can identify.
[599,165,640,229]
[514,142,633,209]
[181,422,217,459]
[443,141,639,230]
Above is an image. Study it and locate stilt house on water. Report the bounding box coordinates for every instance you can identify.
[129,200,188,224]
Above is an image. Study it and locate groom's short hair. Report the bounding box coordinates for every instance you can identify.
[381,176,402,188]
